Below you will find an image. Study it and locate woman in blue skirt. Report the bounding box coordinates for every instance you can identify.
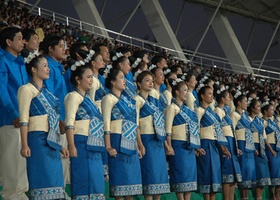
[165,79,204,200]
[215,88,242,200]
[247,99,271,199]
[19,53,68,199]
[65,62,106,199]
[230,91,256,199]
[135,71,170,200]
[262,103,280,199]
[195,86,228,200]
[102,68,142,199]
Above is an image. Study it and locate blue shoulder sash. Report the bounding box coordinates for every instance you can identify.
[159,92,168,109]
[33,86,62,151]
[236,112,255,152]
[122,78,136,99]
[111,94,137,155]
[77,94,105,152]
[200,106,227,145]
[95,74,107,101]
[173,102,200,148]
[139,95,166,141]
[251,117,266,157]
[266,119,280,151]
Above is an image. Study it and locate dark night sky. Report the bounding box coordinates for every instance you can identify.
[26,0,280,71]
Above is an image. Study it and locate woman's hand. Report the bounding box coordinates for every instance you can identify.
[255,149,259,156]
[195,148,206,156]
[21,145,31,157]
[61,146,69,158]
[68,144,78,158]
[165,145,175,156]
[221,145,232,158]
[237,148,243,156]
[270,149,277,157]
[138,144,146,157]
[106,147,117,157]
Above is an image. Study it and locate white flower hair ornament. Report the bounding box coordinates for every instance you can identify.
[24,51,40,64]
[84,50,95,63]
[172,78,182,86]
[71,60,85,71]
[247,97,253,107]
[148,64,156,71]
[181,73,187,81]
[112,52,123,61]
[131,58,142,68]
[103,65,113,78]
[133,70,142,81]
[216,85,228,94]
[261,100,270,108]
[234,90,242,99]
[163,68,171,75]
[196,83,205,92]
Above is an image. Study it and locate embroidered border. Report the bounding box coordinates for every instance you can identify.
[271,178,280,186]
[143,183,170,194]
[171,182,197,192]
[73,194,105,200]
[222,174,242,183]
[110,184,142,196]
[29,186,64,200]
[198,183,222,193]
[256,178,271,187]
[238,180,256,189]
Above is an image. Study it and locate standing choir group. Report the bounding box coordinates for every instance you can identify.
[0,26,280,200]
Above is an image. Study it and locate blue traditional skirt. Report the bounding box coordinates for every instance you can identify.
[109,133,142,196]
[101,150,109,176]
[220,136,242,183]
[266,144,280,186]
[27,131,65,200]
[237,141,256,188]
[140,134,170,194]
[197,139,222,193]
[70,135,105,200]
[254,143,271,187]
[169,140,197,192]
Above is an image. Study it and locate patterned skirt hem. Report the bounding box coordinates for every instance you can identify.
[73,194,105,200]
[110,184,142,196]
[171,182,197,192]
[143,183,170,194]
[198,183,222,193]
[271,178,280,186]
[222,174,242,183]
[29,186,65,200]
[256,178,271,187]
[238,180,256,189]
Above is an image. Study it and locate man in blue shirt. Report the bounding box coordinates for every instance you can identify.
[41,35,69,196]
[41,35,67,123]
[0,27,29,200]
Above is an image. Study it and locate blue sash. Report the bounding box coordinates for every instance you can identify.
[159,91,168,109]
[200,107,227,145]
[139,95,166,141]
[95,74,107,101]
[235,112,255,152]
[265,119,280,151]
[122,78,136,99]
[76,94,105,152]
[221,106,239,152]
[111,94,137,155]
[192,90,199,109]
[31,86,62,151]
[251,117,266,157]
[173,102,200,148]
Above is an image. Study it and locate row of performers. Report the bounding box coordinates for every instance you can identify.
[18,50,280,200]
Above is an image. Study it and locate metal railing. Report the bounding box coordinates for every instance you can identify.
[15,0,280,80]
